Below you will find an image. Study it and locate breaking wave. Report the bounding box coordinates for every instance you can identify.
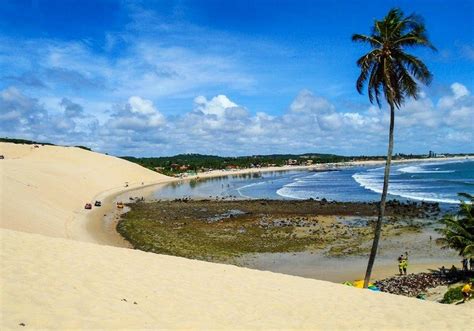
[352,160,473,204]
[399,165,455,174]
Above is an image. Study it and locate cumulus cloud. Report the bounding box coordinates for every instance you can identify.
[0,87,47,130]
[438,82,471,109]
[194,95,239,117]
[451,82,470,99]
[1,82,472,156]
[0,87,99,144]
[180,95,251,136]
[289,89,335,114]
[110,96,165,131]
[60,98,84,117]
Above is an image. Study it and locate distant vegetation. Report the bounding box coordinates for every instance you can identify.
[75,145,92,151]
[121,152,471,176]
[0,137,55,146]
[0,137,93,151]
[122,153,353,175]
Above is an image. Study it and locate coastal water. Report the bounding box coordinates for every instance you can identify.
[153,159,473,206]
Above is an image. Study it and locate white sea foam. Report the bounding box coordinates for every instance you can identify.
[352,172,460,204]
[278,159,472,204]
[235,181,267,198]
[276,186,311,200]
[398,165,455,174]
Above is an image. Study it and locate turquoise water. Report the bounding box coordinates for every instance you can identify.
[154,159,473,205]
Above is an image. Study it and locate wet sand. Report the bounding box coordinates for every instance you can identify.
[116,199,459,282]
[236,220,460,282]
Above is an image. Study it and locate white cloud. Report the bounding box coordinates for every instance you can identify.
[289,89,335,114]
[60,98,84,118]
[451,82,470,99]
[2,83,472,156]
[438,82,471,109]
[0,87,97,143]
[0,34,255,106]
[129,96,159,116]
[110,96,165,130]
[194,94,239,117]
[0,87,47,125]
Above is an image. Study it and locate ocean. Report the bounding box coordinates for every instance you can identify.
[153,159,474,207]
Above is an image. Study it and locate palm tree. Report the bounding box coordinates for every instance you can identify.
[352,8,436,287]
[437,193,474,258]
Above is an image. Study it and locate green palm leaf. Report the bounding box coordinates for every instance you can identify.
[352,8,435,109]
[437,193,474,258]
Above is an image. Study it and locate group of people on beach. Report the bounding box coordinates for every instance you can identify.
[397,252,408,275]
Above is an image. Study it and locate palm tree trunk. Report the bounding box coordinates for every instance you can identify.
[363,104,395,288]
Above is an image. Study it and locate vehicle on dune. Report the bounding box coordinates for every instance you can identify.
[94,201,102,207]
[84,203,92,210]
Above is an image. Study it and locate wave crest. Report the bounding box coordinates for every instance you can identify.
[399,165,455,174]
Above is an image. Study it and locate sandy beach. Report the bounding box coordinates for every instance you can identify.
[1,142,472,329]
[1,228,472,330]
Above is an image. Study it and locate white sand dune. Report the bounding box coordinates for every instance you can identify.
[1,142,472,329]
[0,143,169,242]
[1,229,472,330]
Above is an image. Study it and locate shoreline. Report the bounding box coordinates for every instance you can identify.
[194,155,473,178]
[81,155,471,248]
[71,179,176,246]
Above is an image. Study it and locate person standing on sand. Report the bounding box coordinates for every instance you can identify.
[398,255,404,275]
[401,252,408,275]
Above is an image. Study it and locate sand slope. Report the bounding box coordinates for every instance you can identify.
[1,228,471,330]
[0,143,168,241]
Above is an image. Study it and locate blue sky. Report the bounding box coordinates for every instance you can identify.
[0,0,473,156]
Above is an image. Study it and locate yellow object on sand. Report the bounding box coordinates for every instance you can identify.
[353,280,373,288]
[462,284,471,293]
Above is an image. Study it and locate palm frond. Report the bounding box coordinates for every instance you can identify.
[437,193,474,257]
[396,52,433,85]
[352,7,436,110]
[352,34,382,47]
[462,244,474,258]
[356,50,379,94]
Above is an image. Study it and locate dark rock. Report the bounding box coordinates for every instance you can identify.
[374,273,453,297]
